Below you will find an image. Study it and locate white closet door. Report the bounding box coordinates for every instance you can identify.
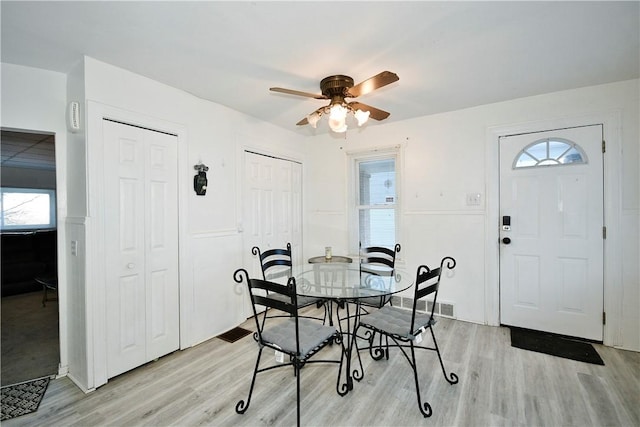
[104,120,179,378]
[242,152,302,318]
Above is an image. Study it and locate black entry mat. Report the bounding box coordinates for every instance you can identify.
[510,327,604,365]
[217,327,252,343]
[1,377,50,421]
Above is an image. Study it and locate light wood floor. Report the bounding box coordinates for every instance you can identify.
[4,307,639,427]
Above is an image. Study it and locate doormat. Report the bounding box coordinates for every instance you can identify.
[1,377,50,421]
[510,327,604,365]
[217,327,252,343]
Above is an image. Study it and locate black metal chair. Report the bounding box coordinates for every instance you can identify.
[358,243,401,309]
[355,257,458,418]
[252,244,327,325]
[346,244,402,354]
[233,268,342,427]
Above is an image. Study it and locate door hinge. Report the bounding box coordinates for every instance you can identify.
[603,226,607,239]
[603,312,606,325]
[602,140,606,153]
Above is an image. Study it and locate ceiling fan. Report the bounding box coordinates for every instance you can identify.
[270,71,399,133]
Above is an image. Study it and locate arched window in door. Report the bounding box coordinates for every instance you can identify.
[513,138,587,169]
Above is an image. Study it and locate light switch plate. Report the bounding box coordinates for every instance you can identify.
[466,193,482,206]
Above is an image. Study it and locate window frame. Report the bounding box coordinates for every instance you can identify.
[348,148,400,254]
[0,186,57,231]
[513,137,588,169]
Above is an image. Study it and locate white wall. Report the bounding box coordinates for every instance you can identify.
[4,58,638,394]
[81,57,303,388]
[2,58,304,391]
[1,62,71,377]
[303,79,639,351]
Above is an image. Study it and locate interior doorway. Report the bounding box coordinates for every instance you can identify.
[0,129,60,385]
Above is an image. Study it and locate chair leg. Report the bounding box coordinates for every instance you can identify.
[366,330,385,361]
[318,300,332,326]
[352,327,365,382]
[380,333,390,360]
[325,300,333,326]
[236,347,264,414]
[429,326,458,385]
[409,342,433,418]
[370,332,389,360]
[295,359,302,427]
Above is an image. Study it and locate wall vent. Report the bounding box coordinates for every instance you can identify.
[439,301,454,318]
[402,297,412,308]
[391,297,455,319]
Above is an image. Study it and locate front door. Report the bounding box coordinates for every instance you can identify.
[104,120,180,378]
[499,125,604,341]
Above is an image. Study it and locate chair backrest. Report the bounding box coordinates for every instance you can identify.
[252,243,292,282]
[410,256,456,333]
[233,268,300,348]
[360,243,401,274]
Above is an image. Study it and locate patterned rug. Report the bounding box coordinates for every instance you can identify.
[1,377,50,421]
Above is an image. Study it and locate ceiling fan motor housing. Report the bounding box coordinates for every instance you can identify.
[320,75,354,102]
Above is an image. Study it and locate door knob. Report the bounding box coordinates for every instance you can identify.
[127,263,136,269]
[502,237,511,245]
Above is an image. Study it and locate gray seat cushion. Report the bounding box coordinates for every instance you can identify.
[268,293,323,308]
[262,318,337,358]
[359,306,435,340]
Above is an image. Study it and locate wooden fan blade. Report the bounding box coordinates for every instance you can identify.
[349,102,391,121]
[270,87,327,100]
[347,71,399,98]
[296,117,309,126]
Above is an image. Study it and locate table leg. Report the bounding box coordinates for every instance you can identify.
[335,300,364,396]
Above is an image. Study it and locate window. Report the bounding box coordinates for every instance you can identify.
[514,138,587,169]
[351,153,398,251]
[1,187,56,230]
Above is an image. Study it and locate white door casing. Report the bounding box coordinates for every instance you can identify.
[104,120,179,378]
[499,125,604,341]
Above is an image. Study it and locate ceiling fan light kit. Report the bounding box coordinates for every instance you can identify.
[270,71,399,134]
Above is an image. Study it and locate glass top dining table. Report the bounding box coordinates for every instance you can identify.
[292,264,413,301]
[288,263,414,396]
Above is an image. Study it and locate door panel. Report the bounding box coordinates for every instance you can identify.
[106,127,146,376]
[514,255,540,307]
[500,125,603,340]
[145,134,179,360]
[118,274,145,356]
[242,152,302,319]
[104,120,179,378]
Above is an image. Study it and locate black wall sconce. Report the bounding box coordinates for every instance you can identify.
[194,163,209,196]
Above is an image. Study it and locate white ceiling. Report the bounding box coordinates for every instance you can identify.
[1,131,56,171]
[1,1,639,138]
